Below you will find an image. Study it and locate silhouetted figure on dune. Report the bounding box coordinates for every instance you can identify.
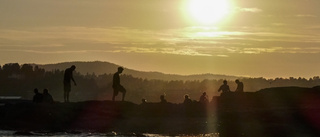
[33,88,43,103]
[199,92,209,104]
[112,67,126,101]
[218,80,231,93]
[141,98,147,104]
[63,65,77,103]
[235,79,244,92]
[42,89,54,103]
[160,95,167,103]
[183,94,192,105]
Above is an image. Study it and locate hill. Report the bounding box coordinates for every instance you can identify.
[35,61,244,81]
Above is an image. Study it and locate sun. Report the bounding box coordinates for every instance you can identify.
[188,0,230,25]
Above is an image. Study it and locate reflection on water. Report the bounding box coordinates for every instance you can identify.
[0,130,220,137]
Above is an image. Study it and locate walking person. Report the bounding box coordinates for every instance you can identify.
[112,67,126,101]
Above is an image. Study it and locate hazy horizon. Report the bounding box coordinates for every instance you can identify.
[1,0,320,79]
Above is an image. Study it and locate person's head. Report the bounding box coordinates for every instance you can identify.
[184,94,190,99]
[141,98,147,103]
[235,79,240,83]
[43,89,48,94]
[34,88,39,94]
[223,80,227,84]
[71,65,76,71]
[117,67,124,73]
[202,92,206,95]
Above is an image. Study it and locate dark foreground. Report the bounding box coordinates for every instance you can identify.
[1,86,320,137]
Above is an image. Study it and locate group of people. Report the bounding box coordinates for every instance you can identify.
[62,65,126,103]
[182,80,243,105]
[33,88,54,103]
[218,79,244,93]
[62,65,245,103]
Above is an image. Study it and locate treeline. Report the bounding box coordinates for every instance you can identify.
[0,63,320,104]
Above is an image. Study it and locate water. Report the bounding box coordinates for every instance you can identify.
[0,130,220,137]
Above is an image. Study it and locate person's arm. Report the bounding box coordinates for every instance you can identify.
[71,73,76,86]
[235,86,238,92]
[218,86,222,92]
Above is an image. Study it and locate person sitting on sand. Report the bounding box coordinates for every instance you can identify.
[183,94,192,105]
[199,92,209,104]
[33,88,43,103]
[42,89,54,103]
[218,80,231,93]
[141,98,147,104]
[160,95,167,103]
[235,79,244,92]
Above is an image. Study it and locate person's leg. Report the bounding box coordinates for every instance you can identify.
[120,86,126,101]
[112,88,118,101]
[64,83,71,102]
[64,84,67,102]
[122,91,126,101]
[64,91,67,102]
[66,91,70,102]
[112,94,115,101]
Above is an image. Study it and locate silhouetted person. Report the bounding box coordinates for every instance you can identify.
[199,92,209,104]
[183,94,192,105]
[141,98,147,104]
[218,80,231,93]
[235,79,244,92]
[112,67,126,101]
[63,65,77,102]
[33,88,43,103]
[160,95,167,103]
[42,89,54,103]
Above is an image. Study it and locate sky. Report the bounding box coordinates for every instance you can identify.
[1,0,320,78]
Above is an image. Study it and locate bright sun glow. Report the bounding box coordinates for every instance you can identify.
[188,0,230,25]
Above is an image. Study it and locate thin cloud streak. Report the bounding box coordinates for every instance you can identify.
[1,26,320,57]
[239,8,263,13]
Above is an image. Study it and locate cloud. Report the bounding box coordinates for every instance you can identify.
[239,8,262,13]
[1,24,320,57]
[295,14,317,18]
[161,48,212,56]
[0,49,88,54]
[216,55,229,57]
[272,23,286,26]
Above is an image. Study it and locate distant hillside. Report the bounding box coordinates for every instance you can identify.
[36,61,244,81]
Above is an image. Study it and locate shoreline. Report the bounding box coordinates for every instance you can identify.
[1,86,320,136]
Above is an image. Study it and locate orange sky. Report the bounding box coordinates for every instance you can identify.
[1,0,320,78]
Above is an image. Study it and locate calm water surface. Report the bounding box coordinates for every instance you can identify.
[0,130,220,137]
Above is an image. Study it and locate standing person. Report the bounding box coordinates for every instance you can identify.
[218,80,231,93]
[235,79,244,92]
[63,65,77,102]
[112,67,126,101]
